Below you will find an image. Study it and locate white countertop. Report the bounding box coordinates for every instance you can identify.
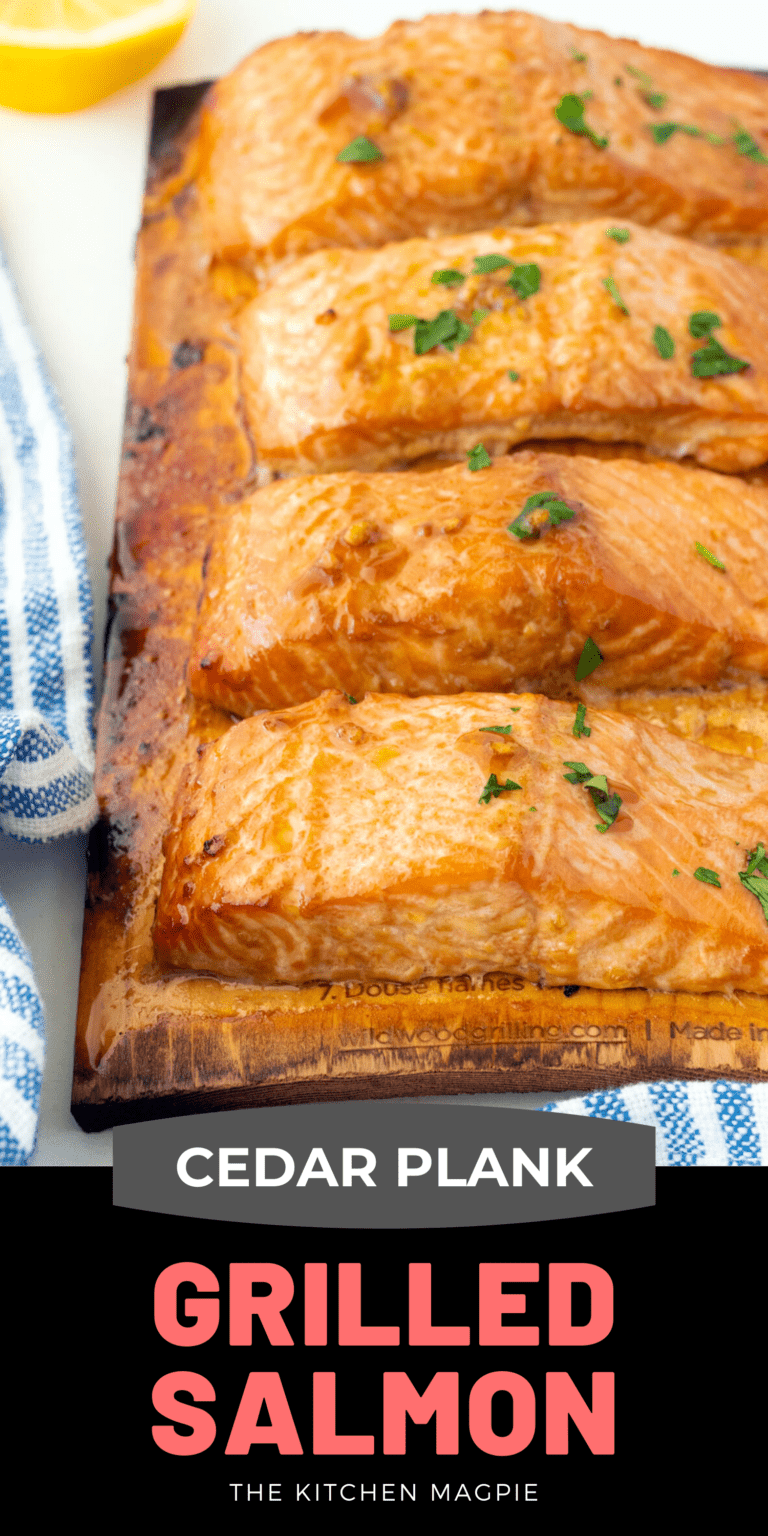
[2,0,765,1165]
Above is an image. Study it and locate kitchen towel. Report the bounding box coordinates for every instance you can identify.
[0,241,96,1165]
[541,1080,768,1166]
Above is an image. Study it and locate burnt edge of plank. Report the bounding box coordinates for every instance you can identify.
[149,80,213,171]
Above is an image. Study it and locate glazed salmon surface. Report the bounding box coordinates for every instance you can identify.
[188,453,768,714]
[239,222,768,474]
[154,692,768,991]
[197,13,768,273]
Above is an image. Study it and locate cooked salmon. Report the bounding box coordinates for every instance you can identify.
[239,221,768,474]
[153,691,768,992]
[196,14,768,274]
[188,452,768,713]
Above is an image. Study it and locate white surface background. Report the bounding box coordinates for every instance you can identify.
[1,0,766,1165]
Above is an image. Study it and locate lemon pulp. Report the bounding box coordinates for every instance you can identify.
[0,1,196,113]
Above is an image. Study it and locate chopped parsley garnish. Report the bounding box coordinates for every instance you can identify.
[479,773,522,804]
[508,490,577,539]
[570,48,588,62]
[508,369,520,382]
[689,311,720,339]
[473,253,512,274]
[390,308,487,355]
[649,122,703,144]
[510,707,521,711]
[432,268,465,287]
[624,65,667,110]
[467,443,492,471]
[471,307,489,324]
[575,636,604,681]
[480,724,512,735]
[672,868,680,876]
[602,273,629,315]
[740,844,768,927]
[652,325,675,359]
[685,312,749,375]
[555,93,608,149]
[507,263,541,300]
[691,336,749,378]
[345,694,358,704]
[417,310,473,354]
[694,866,721,887]
[562,760,622,832]
[624,63,652,87]
[746,843,767,876]
[694,541,725,571]
[337,135,383,163]
[650,121,731,148]
[572,703,591,738]
[732,127,768,166]
[606,227,631,243]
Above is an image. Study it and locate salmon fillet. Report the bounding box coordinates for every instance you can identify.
[239,221,768,474]
[189,453,768,713]
[196,14,768,274]
[153,692,768,992]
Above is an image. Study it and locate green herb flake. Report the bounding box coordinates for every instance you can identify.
[337,135,383,163]
[431,268,465,287]
[479,773,522,804]
[694,541,725,571]
[691,336,750,378]
[554,92,609,150]
[672,868,680,875]
[508,490,577,540]
[732,127,768,166]
[480,724,512,735]
[412,309,473,355]
[649,121,703,144]
[694,866,722,886]
[345,694,358,704]
[573,702,591,738]
[529,806,537,811]
[570,48,588,62]
[507,263,541,300]
[602,273,629,315]
[652,325,675,359]
[389,314,418,332]
[508,369,520,382]
[614,76,623,86]
[562,759,622,832]
[740,844,768,928]
[625,64,654,89]
[467,443,492,472]
[473,253,512,274]
[575,636,603,680]
[624,67,668,109]
[606,226,631,243]
[689,311,721,339]
[471,308,490,324]
[746,843,766,876]
[510,707,521,712]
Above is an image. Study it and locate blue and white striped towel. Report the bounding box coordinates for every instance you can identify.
[542,1080,768,1166]
[0,241,96,1165]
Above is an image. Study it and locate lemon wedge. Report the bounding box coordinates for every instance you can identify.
[0,1,195,113]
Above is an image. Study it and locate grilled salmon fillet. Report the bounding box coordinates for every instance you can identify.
[189,453,768,714]
[239,221,768,474]
[153,692,768,992]
[196,13,768,274]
